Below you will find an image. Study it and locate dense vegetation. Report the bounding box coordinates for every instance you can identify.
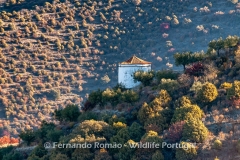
[0,0,240,159]
[0,35,237,159]
[0,0,204,138]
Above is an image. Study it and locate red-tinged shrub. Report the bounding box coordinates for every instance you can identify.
[160,23,170,32]
[2,130,10,136]
[228,98,240,106]
[185,62,204,77]
[0,136,19,145]
[165,121,185,143]
[0,136,10,145]
[10,137,19,144]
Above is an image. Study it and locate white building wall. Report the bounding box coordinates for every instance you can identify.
[118,64,151,88]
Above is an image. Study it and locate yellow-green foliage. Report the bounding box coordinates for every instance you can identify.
[175,141,197,160]
[174,96,192,108]
[198,82,218,103]
[102,88,118,104]
[141,130,162,143]
[190,81,204,94]
[158,89,172,106]
[171,105,204,123]
[73,120,109,138]
[143,114,166,131]
[159,78,179,93]
[182,119,208,143]
[213,139,222,150]
[133,70,155,86]
[220,82,232,89]
[150,89,171,108]
[108,115,126,125]
[69,134,106,143]
[113,122,127,130]
[138,102,163,124]
[227,80,240,99]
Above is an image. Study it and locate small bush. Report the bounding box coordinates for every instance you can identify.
[213,139,222,150]
[156,70,179,82]
[19,129,35,145]
[185,62,204,77]
[182,119,208,143]
[133,70,155,86]
[120,90,139,103]
[227,80,240,99]
[197,82,218,103]
[49,89,60,100]
[158,78,179,94]
[2,151,24,160]
[174,96,192,108]
[171,105,204,123]
[54,104,80,122]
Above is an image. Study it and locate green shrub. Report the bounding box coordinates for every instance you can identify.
[46,129,63,142]
[190,81,204,94]
[138,102,162,124]
[141,130,162,144]
[88,89,104,106]
[28,145,48,159]
[150,89,171,108]
[208,37,224,56]
[113,122,127,131]
[174,96,192,108]
[158,79,179,94]
[156,70,179,82]
[0,146,14,160]
[19,129,35,145]
[174,51,205,70]
[128,122,144,142]
[152,150,164,160]
[182,119,208,143]
[2,151,24,160]
[175,141,197,160]
[73,120,110,138]
[108,115,126,125]
[133,70,155,86]
[116,140,136,160]
[120,90,139,103]
[34,121,55,142]
[78,111,98,122]
[54,104,80,122]
[49,153,69,160]
[227,80,240,99]
[110,127,130,145]
[102,88,120,105]
[197,82,218,103]
[171,105,204,123]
